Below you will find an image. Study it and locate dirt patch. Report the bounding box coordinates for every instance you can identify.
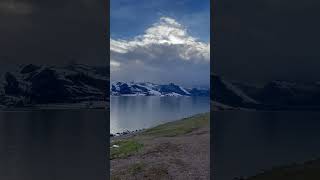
[143,142,180,156]
[111,162,171,180]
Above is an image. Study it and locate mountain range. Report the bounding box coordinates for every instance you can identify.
[211,74,320,110]
[0,64,108,108]
[2,64,320,111]
[111,82,209,97]
[0,63,208,108]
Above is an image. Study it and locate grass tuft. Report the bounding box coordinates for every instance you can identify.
[110,140,143,159]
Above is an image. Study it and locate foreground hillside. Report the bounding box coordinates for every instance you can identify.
[110,113,210,180]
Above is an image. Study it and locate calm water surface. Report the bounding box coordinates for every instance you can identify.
[110,96,210,134]
[0,110,107,180]
[214,111,320,180]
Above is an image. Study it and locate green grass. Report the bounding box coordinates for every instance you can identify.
[110,140,143,159]
[110,113,209,160]
[142,113,209,137]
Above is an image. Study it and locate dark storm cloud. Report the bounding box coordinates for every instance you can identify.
[213,0,320,84]
[0,0,107,66]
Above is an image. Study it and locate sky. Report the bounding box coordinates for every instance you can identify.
[0,0,107,66]
[213,0,320,85]
[110,0,210,88]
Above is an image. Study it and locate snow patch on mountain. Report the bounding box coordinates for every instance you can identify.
[221,79,259,104]
[111,81,209,97]
[0,64,108,108]
[212,74,320,110]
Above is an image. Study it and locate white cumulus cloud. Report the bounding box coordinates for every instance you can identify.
[110,17,210,87]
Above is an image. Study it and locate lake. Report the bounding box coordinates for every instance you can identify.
[214,111,320,180]
[110,96,210,134]
[0,110,107,180]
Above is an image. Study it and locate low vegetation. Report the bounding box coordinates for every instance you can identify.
[111,113,210,179]
[110,113,209,160]
[110,140,143,159]
[142,113,209,137]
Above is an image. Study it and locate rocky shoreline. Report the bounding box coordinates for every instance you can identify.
[110,128,145,138]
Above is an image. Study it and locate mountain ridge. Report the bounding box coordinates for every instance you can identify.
[211,74,320,110]
[111,81,210,97]
[0,64,108,108]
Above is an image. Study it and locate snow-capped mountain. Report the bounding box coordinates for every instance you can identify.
[212,74,320,110]
[253,80,320,108]
[111,82,209,97]
[211,74,259,107]
[0,64,108,108]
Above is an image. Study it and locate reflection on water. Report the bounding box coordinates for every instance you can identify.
[214,111,320,180]
[0,110,107,180]
[110,96,210,134]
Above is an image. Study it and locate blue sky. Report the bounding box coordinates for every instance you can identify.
[110,0,210,87]
[111,0,210,42]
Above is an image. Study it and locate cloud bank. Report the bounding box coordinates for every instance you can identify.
[111,17,210,87]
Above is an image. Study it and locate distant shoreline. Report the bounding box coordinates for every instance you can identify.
[111,94,208,97]
[211,101,320,112]
[0,101,108,111]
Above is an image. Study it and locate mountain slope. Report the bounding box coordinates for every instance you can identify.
[211,74,259,108]
[211,74,320,110]
[0,64,108,107]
